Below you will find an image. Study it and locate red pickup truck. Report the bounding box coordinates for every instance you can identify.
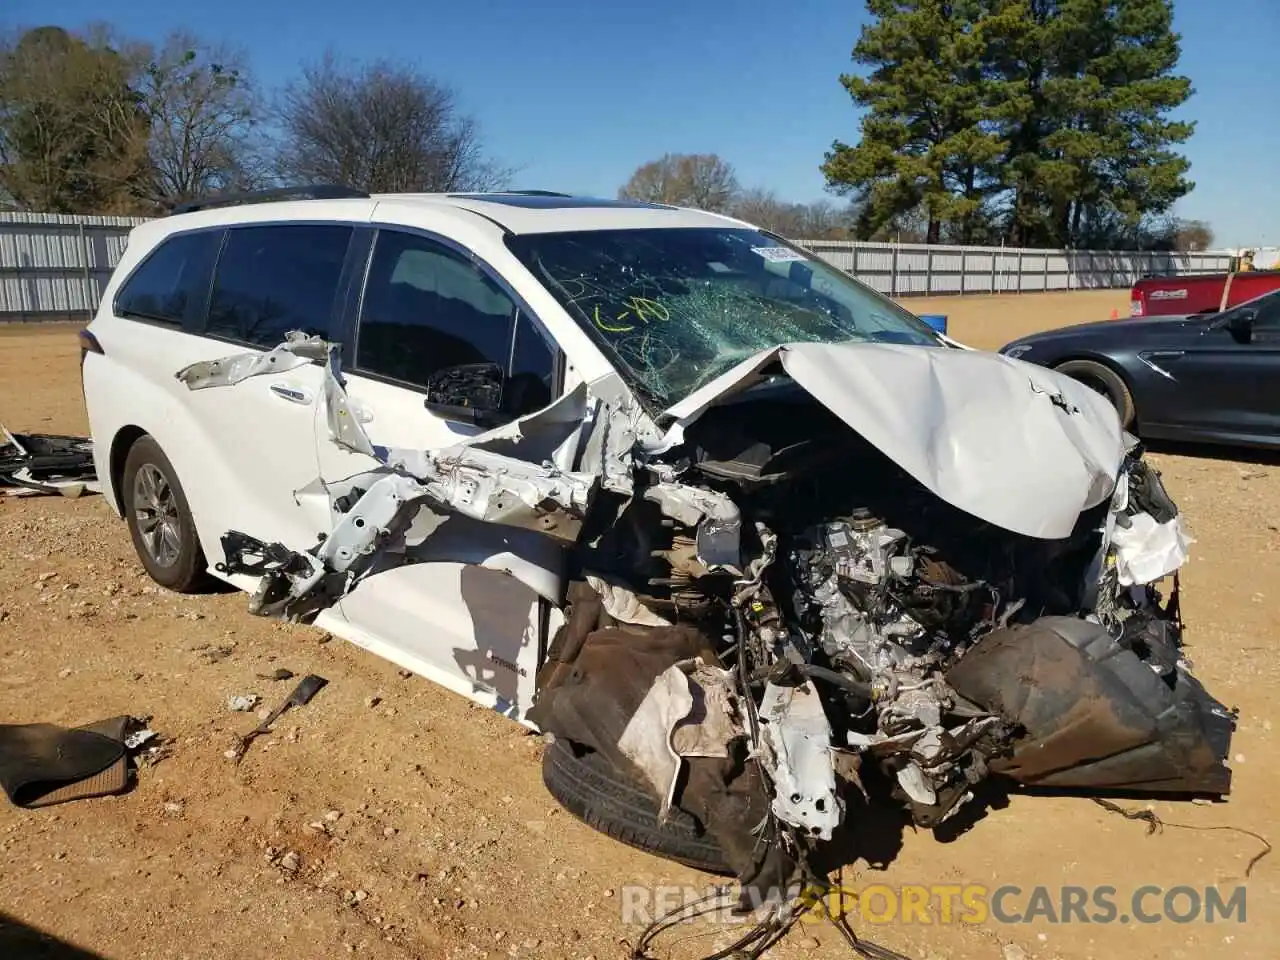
[1130,270,1280,318]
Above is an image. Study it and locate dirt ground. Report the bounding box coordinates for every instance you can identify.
[1,291,1277,960]
[910,289,1129,349]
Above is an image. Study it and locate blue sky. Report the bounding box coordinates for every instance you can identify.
[11,0,1278,247]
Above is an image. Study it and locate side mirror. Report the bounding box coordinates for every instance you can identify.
[1226,308,1257,342]
[424,362,504,423]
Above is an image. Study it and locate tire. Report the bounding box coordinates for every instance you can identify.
[541,737,732,874]
[121,435,207,592]
[1054,359,1136,429]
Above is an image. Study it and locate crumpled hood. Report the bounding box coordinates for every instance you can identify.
[663,341,1126,540]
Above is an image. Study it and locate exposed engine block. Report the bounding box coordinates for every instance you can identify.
[789,510,1009,825]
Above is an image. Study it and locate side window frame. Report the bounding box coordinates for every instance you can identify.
[194,220,359,350]
[330,227,375,363]
[111,226,225,335]
[1250,292,1280,333]
[352,226,565,405]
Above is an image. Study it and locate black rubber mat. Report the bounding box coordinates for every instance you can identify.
[0,716,132,808]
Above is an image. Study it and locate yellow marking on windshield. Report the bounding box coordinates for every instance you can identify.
[593,297,672,334]
[627,297,670,323]
[593,304,635,333]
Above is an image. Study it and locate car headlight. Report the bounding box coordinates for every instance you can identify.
[1003,344,1034,360]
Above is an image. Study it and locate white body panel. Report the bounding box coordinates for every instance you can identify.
[84,321,330,560]
[84,196,594,724]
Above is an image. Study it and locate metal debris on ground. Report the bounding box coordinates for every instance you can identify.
[124,721,172,768]
[231,674,328,763]
[1091,797,1272,879]
[630,876,917,960]
[136,743,173,768]
[0,425,99,497]
[227,694,261,712]
[123,727,158,750]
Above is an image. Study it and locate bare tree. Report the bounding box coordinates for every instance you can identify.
[139,32,262,208]
[731,187,804,235]
[618,153,739,212]
[795,200,850,240]
[273,53,509,193]
[1173,219,1214,252]
[619,156,677,206]
[730,190,852,239]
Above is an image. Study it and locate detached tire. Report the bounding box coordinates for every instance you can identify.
[1055,359,1136,429]
[122,435,207,593]
[542,737,731,874]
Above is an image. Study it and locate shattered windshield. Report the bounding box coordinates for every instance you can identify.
[505,228,940,406]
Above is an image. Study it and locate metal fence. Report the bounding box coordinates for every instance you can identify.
[794,240,1233,297]
[0,212,148,320]
[0,211,1235,320]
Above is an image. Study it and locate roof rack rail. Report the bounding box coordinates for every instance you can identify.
[504,189,574,197]
[170,184,370,215]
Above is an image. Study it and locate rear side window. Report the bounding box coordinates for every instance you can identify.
[114,230,220,327]
[206,224,353,347]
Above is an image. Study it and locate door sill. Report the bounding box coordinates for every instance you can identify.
[205,565,538,729]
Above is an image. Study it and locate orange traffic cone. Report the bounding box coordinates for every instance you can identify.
[1109,308,1120,320]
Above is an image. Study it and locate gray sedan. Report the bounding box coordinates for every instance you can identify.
[999,289,1280,449]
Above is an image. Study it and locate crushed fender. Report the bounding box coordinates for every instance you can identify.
[179,332,740,620]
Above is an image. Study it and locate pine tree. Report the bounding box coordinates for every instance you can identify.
[822,0,1010,243]
[998,0,1194,247]
[825,0,1195,248]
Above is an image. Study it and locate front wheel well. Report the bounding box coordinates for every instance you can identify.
[1050,355,1139,429]
[108,425,149,515]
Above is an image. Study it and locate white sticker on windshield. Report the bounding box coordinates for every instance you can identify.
[751,246,808,263]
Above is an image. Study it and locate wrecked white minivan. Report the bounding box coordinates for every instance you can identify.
[83,189,1235,893]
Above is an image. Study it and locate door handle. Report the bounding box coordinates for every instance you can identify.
[269,382,312,404]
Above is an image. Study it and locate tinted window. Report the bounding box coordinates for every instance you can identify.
[1251,291,1280,330]
[507,313,556,415]
[114,230,220,326]
[206,224,352,346]
[356,231,556,418]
